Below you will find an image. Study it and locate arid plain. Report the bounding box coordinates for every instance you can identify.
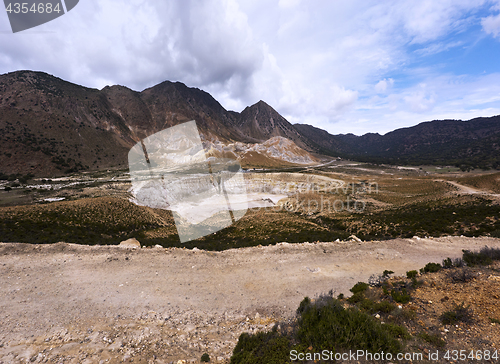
[1,162,500,363]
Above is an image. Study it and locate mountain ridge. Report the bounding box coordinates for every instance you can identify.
[0,70,316,176]
[1,69,500,177]
[295,115,500,169]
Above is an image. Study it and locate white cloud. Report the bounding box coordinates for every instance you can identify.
[278,0,300,9]
[0,0,262,94]
[375,78,394,93]
[1,0,500,135]
[404,88,436,113]
[482,13,500,37]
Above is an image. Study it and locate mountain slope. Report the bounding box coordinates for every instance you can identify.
[295,116,500,169]
[236,100,313,150]
[0,71,134,176]
[0,70,315,177]
[1,70,499,178]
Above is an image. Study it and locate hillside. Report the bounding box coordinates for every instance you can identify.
[1,70,500,178]
[0,70,315,177]
[296,116,500,170]
[235,100,314,150]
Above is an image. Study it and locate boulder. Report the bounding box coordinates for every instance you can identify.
[119,238,141,249]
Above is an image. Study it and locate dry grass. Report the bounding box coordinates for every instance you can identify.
[453,172,500,194]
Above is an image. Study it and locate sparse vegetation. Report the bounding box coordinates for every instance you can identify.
[421,262,441,274]
[440,302,474,325]
[349,281,369,294]
[448,268,474,283]
[201,353,211,362]
[462,246,500,266]
[418,331,446,348]
[390,288,411,304]
[406,270,418,279]
[230,293,407,364]
[490,317,500,324]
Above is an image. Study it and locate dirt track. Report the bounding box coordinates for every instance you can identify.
[1,236,500,363]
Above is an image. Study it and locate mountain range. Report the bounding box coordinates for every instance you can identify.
[0,70,499,177]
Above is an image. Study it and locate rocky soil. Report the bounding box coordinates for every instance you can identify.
[1,236,500,363]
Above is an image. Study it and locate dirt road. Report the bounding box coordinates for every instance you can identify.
[1,236,500,363]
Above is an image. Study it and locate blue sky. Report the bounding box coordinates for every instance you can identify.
[1,0,500,135]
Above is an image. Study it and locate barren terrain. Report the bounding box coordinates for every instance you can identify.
[2,236,500,363]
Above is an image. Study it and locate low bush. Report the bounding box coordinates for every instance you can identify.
[421,262,441,273]
[230,329,291,364]
[350,282,369,294]
[462,246,500,266]
[296,295,405,354]
[201,353,211,362]
[230,294,409,364]
[448,268,474,283]
[418,332,446,348]
[462,249,492,266]
[390,307,417,323]
[346,291,365,304]
[383,270,394,278]
[442,257,453,269]
[391,288,411,304]
[359,298,396,314]
[440,302,473,325]
[406,270,418,279]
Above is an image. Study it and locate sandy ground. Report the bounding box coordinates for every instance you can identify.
[1,236,500,363]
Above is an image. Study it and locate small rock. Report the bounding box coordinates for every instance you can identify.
[119,238,141,249]
[348,235,362,243]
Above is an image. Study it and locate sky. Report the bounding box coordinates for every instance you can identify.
[1,0,500,135]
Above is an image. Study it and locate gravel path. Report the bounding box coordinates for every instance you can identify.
[1,236,500,363]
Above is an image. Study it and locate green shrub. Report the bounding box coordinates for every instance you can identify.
[462,249,492,266]
[422,262,441,273]
[201,353,211,362]
[418,332,445,348]
[411,277,423,288]
[462,246,500,266]
[383,270,394,278]
[350,282,369,294]
[230,329,291,364]
[440,302,473,325]
[296,295,404,354]
[359,299,396,314]
[231,295,408,364]
[442,257,453,269]
[391,288,411,304]
[384,323,411,340]
[406,270,418,279]
[390,307,417,322]
[347,292,365,304]
[489,317,500,324]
